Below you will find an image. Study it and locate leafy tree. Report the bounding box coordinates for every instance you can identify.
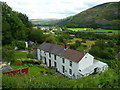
[75,40,81,47]
[2,45,15,63]
[1,2,33,45]
[29,29,46,43]
[12,40,26,50]
[45,35,57,44]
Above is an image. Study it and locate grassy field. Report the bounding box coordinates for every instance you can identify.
[68,28,84,31]
[68,28,119,33]
[2,64,119,88]
[68,38,95,51]
[14,51,27,59]
[84,29,119,33]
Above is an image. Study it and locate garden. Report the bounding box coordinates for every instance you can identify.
[2,49,120,88]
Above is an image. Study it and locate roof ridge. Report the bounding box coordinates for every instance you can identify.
[43,42,64,48]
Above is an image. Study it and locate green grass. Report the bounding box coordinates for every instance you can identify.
[68,28,119,33]
[2,65,119,88]
[68,28,85,31]
[11,64,43,75]
[84,29,119,33]
[14,51,27,59]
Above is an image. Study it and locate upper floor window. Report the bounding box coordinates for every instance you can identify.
[49,53,51,58]
[62,58,65,63]
[54,55,56,60]
[70,61,72,67]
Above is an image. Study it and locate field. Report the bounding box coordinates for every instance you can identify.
[67,28,84,31]
[68,28,119,33]
[68,38,95,51]
[84,29,119,33]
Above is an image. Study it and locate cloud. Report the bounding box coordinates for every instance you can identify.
[1,0,119,19]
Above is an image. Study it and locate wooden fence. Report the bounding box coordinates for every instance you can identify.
[5,68,29,75]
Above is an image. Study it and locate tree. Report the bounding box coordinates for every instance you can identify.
[45,35,57,44]
[2,45,15,63]
[29,29,46,43]
[12,40,26,50]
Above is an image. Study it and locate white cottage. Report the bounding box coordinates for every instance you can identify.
[37,42,108,78]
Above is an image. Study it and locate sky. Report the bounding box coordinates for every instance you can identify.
[1,0,119,19]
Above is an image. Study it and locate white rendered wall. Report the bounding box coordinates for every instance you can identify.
[37,49,40,60]
[78,53,94,71]
[57,56,79,78]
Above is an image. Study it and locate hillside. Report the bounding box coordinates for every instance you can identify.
[57,2,120,30]
[30,19,59,26]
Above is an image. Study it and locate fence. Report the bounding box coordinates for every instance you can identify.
[5,68,29,75]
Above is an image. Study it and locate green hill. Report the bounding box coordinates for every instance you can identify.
[57,2,120,30]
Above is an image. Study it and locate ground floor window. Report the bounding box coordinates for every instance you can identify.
[54,62,57,67]
[62,65,65,73]
[44,57,47,64]
[69,69,72,75]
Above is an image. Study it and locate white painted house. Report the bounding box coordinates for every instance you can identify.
[37,42,108,78]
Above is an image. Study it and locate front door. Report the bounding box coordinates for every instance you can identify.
[49,59,51,67]
[44,57,47,64]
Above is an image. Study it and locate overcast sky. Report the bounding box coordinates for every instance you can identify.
[1,0,119,19]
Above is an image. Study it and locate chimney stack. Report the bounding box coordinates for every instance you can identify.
[65,43,70,49]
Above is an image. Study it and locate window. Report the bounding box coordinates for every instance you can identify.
[70,61,72,67]
[62,65,65,73]
[49,53,51,58]
[54,62,57,67]
[62,58,65,63]
[69,69,72,75]
[54,55,56,60]
[44,57,47,64]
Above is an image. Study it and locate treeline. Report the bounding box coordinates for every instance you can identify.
[2,2,33,45]
[67,31,119,41]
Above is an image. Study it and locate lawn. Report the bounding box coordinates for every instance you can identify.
[14,51,27,59]
[67,28,85,31]
[68,28,119,33]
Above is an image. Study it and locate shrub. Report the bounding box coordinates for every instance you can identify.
[39,64,47,69]
[81,40,86,43]
[12,40,26,50]
[46,70,55,75]
[27,53,34,59]
[16,59,42,65]
[14,60,22,65]
[83,45,87,47]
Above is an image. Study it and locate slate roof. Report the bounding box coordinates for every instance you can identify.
[59,49,85,63]
[39,42,65,55]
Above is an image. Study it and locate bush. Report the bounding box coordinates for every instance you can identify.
[16,59,42,65]
[27,53,34,59]
[83,45,87,47]
[39,64,47,69]
[14,60,22,65]
[12,40,26,50]
[2,45,15,63]
[46,70,55,75]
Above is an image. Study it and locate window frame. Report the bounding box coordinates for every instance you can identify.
[70,61,72,67]
[62,58,65,63]
[69,69,72,75]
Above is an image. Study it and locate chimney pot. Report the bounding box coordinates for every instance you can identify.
[65,43,70,49]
